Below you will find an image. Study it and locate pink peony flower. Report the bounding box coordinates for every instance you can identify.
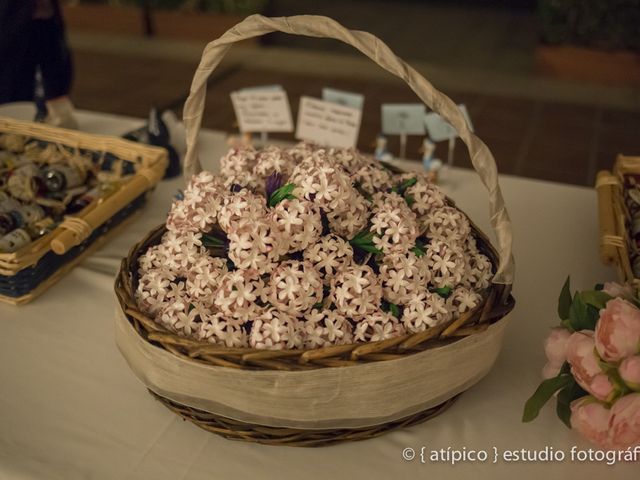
[541,327,572,379]
[602,282,635,300]
[590,374,617,403]
[541,362,561,380]
[570,396,612,448]
[620,356,640,391]
[566,331,602,392]
[544,327,572,366]
[595,298,640,362]
[609,393,640,449]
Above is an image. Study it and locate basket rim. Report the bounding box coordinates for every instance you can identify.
[0,116,167,164]
[115,195,515,371]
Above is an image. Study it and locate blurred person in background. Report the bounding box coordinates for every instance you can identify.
[0,0,78,128]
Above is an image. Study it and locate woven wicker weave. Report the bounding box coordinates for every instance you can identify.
[150,391,460,447]
[114,14,516,446]
[597,154,640,285]
[0,117,167,304]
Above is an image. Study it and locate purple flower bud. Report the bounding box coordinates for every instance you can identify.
[265,172,284,200]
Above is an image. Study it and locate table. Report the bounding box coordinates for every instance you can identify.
[0,104,635,479]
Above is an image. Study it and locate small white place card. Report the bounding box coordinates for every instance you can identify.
[295,96,362,148]
[322,87,365,110]
[296,96,362,148]
[424,104,473,142]
[381,104,426,135]
[230,88,294,133]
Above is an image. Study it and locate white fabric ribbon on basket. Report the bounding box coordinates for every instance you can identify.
[115,308,512,429]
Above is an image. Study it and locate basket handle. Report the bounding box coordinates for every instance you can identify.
[182,14,514,286]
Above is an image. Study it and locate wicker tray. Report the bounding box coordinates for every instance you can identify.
[597,154,640,284]
[0,117,167,305]
[114,14,516,447]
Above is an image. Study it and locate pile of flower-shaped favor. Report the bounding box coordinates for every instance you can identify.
[135,143,493,350]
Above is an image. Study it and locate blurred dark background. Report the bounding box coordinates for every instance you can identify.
[4,0,640,186]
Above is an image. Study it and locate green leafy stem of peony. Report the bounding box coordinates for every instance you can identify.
[522,277,621,428]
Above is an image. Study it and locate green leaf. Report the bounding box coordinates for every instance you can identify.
[522,374,572,423]
[555,391,572,428]
[403,177,418,187]
[567,294,599,331]
[349,230,383,255]
[359,244,383,254]
[558,276,572,320]
[583,305,600,330]
[350,230,374,243]
[556,379,588,428]
[202,235,224,247]
[432,286,453,298]
[392,177,417,195]
[389,303,400,318]
[268,183,296,207]
[404,194,415,207]
[580,290,612,310]
[562,288,610,332]
[578,305,600,331]
[411,240,426,258]
[568,293,586,325]
[399,177,417,191]
[560,319,573,331]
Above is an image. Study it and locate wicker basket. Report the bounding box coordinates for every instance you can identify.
[596,154,640,284]
[0,118,167,305]
[114,14,516,447]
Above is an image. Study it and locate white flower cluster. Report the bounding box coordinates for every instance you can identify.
[135,143,493,349]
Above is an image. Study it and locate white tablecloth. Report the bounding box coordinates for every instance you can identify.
[0,104,635,479]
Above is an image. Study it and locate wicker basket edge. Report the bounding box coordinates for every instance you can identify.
[0,116,167,166]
